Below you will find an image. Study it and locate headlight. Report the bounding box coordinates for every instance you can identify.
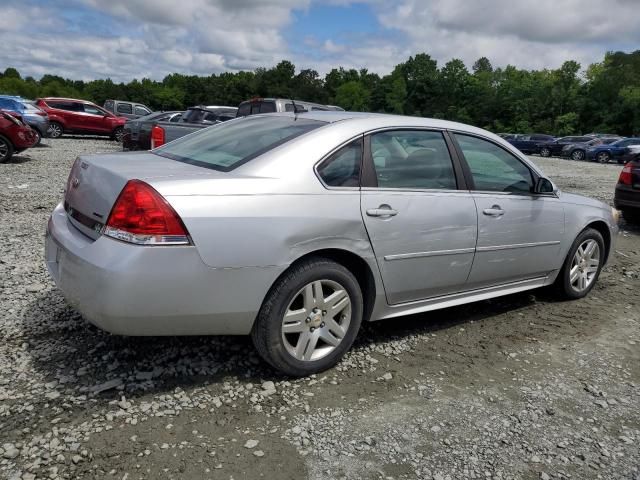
[612,207,621,224]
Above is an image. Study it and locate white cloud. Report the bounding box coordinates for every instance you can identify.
[0,0,636,83]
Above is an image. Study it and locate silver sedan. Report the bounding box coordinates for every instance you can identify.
[45,112,619,376]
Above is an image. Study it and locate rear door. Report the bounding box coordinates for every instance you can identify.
[452,133,564,288]
[360,129,477,304]
[116,102,135,119]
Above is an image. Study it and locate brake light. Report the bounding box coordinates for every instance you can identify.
[103,180,190,245]
[619,164,632,185]
[151,125,165,148]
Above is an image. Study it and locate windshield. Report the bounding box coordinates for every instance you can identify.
[153,116,326,171]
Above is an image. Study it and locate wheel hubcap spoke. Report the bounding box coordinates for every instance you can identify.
[282,278,352,362]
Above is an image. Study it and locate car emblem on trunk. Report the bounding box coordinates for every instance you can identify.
[71,177,80,188]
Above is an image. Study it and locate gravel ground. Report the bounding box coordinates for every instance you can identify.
[1,139,639,480]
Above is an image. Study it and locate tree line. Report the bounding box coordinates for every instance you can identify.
[1,50,639,136]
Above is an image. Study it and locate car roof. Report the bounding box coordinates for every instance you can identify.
[263,110,497,135]
[40,97,95,103]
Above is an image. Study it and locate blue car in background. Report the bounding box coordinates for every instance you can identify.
[586,137,640,164]
[0,95,50,144]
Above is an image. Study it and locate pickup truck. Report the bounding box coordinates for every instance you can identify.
[150,105,237,148]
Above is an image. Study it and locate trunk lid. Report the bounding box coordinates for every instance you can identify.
[63,151,227,240]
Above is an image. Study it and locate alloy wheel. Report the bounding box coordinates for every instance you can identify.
[569,239,600,292]
[281,279,351,361]
[0,139,8,159]
[48,123,62,138]
[540,147,551,157]
[596,152,610,164]
[572,150,585,161]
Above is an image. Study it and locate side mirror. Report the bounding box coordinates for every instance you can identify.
[534,177,556,194]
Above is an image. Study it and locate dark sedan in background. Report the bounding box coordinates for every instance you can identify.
[614,146,640,223]
[506,134,555,155]
[560,138,625,161]
[586,137,640,163]
[122,111,182,150]
[538,135,594,158]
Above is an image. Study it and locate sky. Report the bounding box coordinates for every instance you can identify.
[0,0,638,82]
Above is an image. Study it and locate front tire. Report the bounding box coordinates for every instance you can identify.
[112,127,124,142]
[0,135,14,163]
[571,149,585,161]
[251,257,363,377]
[554,228,605,299]
[596,152,610,164]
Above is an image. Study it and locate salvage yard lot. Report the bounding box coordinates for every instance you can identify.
[1,139,639,480]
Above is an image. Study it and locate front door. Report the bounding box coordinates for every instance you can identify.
[360,129,478,305]
[452,133,565,288]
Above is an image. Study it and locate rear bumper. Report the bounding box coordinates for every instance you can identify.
[614,186,640,210]
[45,202,284,336]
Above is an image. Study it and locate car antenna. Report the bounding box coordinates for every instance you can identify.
[291,99,299,120]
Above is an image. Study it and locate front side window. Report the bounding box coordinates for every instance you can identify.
[154,116,325,171]
[83,104,106,116]
[135,106,150,116]
[317,138,362,187]
[454,133,533,194]
[369,130,457,190]
[117,103,133,114]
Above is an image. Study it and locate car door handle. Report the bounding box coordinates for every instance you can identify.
[483,205,505,217]
[366,207,398,217]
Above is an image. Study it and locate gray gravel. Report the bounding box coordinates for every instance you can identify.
[1,140,639,479]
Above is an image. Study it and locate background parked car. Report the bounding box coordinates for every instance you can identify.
[539,135,595,158]
[149,105,237,148]
[36,97,127,141]
[561,138,606,161]
[0,95,49,144]
[586,137,640,163]
[614,146,640,222]
[122,111,183,150]
[0,110,38,163]
[506,133,555,155]
[236,98,344,116]
[103,100,152,120]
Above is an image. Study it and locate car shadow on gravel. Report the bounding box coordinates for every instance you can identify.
[21,285,559,400]
[5,154,35,164]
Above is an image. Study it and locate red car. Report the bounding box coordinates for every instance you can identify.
[35,97,126,141]
[0,110,38,163]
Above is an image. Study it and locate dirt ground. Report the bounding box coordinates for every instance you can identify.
[0,139,638,480]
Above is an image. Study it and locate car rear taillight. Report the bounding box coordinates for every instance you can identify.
[619,164,632,185]
[151,125,165,148]
[103,180,191,245]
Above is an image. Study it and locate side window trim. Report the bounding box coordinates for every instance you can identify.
[449,130,542,196]
[314,135,364,190]
[360,127,468,191]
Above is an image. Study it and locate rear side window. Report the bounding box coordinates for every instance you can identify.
[455,133,533,194]
[369,130,457,190]
[104,100,114,111]
[154,116,325,171]
[117,103,133,114]
[317,139,362,187]
[259,102,276,113]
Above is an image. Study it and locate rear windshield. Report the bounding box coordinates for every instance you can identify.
[153,116,326,171]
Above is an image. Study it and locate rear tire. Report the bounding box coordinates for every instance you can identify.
[622,209,640,224]
[540,147,551,157]
[0,135,14,163]
[571,149,585,161]
[251,257,363,377]
[48,122,63,138]
[554,228,605,299]
[596,152,610,164]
